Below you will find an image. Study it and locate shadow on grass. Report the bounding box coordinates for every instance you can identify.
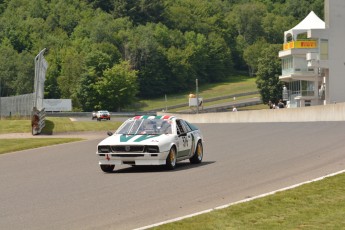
[41,119,55,135]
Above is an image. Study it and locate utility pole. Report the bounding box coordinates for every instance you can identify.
[165,94,167,112]
[196,79,199,114]
[0,78,2,120]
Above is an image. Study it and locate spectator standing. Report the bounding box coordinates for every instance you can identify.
[278,99,285,109]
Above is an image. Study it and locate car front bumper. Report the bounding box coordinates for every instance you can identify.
[98,151,169,166]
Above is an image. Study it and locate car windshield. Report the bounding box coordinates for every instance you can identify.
[117,119,172,135]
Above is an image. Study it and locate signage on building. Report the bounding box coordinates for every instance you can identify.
[283,40,317,50]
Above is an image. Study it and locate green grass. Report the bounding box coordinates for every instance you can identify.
[0,117,122,134]
[42,117,121,134]
[0,138,84,154]
[151,173,345,229]
[0,117,122,154]
[133,74,257,111]
[168,94,261,112]
[0,119,32,134]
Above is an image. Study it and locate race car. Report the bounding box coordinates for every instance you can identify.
[91,111,97,120]
[96,110,110,121]
[96,115,204,172]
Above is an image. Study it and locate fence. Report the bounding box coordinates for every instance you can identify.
[0,93,34,117]
[0,48,47,119]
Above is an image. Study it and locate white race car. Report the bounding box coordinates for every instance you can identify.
[96,115,204,172]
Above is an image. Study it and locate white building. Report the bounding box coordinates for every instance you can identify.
[279,0,345,108]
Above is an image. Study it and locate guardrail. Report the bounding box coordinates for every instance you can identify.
[144,91,259,112]
[45,111,157,118]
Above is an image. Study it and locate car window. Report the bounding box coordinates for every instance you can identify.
[176,120,186,134]
[117,118,172,135]
[180,120,192,132]
[185,121,198,131]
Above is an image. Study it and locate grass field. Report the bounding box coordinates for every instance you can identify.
[151,172,345,229]
[0,117,122,134]
[0,117,122,154]
[0,138,84,154]
[132,74,258,111]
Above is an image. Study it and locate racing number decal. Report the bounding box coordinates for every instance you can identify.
[182,136,188,147]
[190,133,195,155]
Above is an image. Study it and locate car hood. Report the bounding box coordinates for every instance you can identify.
[98,133,172,145]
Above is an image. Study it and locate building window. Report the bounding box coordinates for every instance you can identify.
[282,57,293,74]
[289,80,315,98]
[320,39,328,60]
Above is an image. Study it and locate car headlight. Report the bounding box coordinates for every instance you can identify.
[145,145,159,153]
[98,145,111,153]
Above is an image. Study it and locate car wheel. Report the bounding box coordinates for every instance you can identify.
[166,147,177,170]
[190,141,203,164]
[100,165,115,173]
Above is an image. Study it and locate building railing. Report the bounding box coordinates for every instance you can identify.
[291,90,315,97]
[282,67,315,76]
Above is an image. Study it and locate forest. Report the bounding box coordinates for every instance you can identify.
[0,0,324,111]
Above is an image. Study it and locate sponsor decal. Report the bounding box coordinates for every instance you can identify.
[120,134,135,142]
[120,134,162,142]
[134,135,162,142]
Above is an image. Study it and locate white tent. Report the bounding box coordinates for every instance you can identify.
[284,11,325,42]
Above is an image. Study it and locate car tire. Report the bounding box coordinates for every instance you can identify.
[166,147,177,170]
[190,141,203,164]
[100,165,115,173]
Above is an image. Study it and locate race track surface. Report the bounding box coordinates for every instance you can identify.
[1,122,345,229]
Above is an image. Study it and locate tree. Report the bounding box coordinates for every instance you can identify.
[256,44,283,104]
[262,13,297,44]
[77,72,98,111]
[229,2,267,45]
[94,61,138,111]
[0,39,18,96]
[14,50,35,95]
[200,32,232,83]
[243,39,269,77]
[57,47,85,108]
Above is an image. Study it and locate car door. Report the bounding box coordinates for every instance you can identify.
[176,119,192,157]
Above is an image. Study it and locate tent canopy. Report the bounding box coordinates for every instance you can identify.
[284,11,325,42]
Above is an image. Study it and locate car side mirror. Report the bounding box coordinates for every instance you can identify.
[107,131,113,136]
[178,133,187,137]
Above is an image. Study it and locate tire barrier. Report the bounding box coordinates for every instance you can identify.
[31,107,45,135]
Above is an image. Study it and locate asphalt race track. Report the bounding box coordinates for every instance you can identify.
[1,122,345,230]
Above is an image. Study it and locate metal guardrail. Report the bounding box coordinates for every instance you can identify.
[45,111,157,118]
[176,98,262,114]
[145,91,259,112]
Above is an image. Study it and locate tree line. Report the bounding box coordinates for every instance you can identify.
[0,0,323,111]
